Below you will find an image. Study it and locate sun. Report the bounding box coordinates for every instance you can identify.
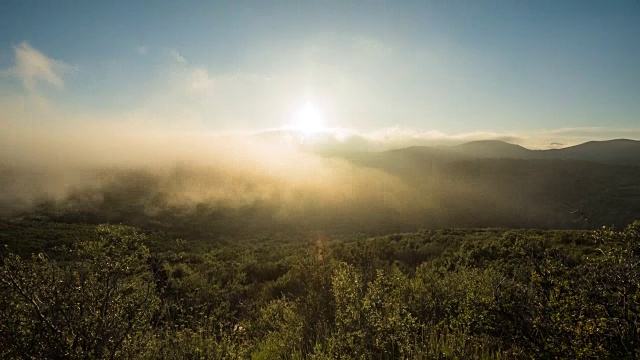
[291,101,326,135]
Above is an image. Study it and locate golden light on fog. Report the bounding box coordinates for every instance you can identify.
[291,101,326,135]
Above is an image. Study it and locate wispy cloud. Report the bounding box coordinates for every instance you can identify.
[1,44,637,153]
[9,42,73,90]
[364,127,522,146]
[166,49,213,92]
[169,48,187,63]
[358,126,640,150]
[542,127,640,138]
[254,125,640,153]
[137,45,148,55]
[528,127,640,149]
[188,67,214,91]
[297,126,524,151]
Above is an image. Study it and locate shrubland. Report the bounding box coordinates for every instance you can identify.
[1,220,639,358]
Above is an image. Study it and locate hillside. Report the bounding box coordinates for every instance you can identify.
[450,140,534,159]
[2,219,639,358]
[1,139,639,236]
[375,138,640,165]
[543,139,640,165]
[328,140,640,230]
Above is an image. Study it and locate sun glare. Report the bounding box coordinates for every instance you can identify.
[291,102,326,135]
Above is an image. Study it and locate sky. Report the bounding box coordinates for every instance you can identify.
[1,0,639,149]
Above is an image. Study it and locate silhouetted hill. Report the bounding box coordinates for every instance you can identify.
[543,139,640,166]
[2,138,639,235]
[450,140,533,159]
[326,139,640,229]
[361,139,640,166]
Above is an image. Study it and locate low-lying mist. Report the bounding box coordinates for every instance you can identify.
[1,123,429,235]
[3,122,638,236]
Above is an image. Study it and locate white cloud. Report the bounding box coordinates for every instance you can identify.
[137,45,148,55]
[189,67,214,91]
[164,49,214,94]
[363,127,640,150]
[542,126,640,138]
[10,42,73,90]
[253,125,640,153]
[336,127,522,150]
[527,127,640,149]
[169,49,187,63]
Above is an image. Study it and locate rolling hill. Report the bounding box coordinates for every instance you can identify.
[327,139,640,230]
[2,139,639,235]
[383,139,640,165]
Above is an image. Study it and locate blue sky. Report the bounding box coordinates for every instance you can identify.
[1,0,639,147]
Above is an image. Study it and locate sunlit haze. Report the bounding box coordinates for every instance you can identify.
[1,1,640,229]
[2,3,640,356]
[291,101,326,135]
[1,1,639,149]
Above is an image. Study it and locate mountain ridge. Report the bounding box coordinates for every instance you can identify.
[380,138,640,166]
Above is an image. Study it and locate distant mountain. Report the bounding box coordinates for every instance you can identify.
[373,139,640,166]
[450,140,534,159]
[543,139,640,166]
[3,136,638,233]
[322,138,640,229]
[260,130,640,166]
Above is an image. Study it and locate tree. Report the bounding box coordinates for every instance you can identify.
[0,225,159,359]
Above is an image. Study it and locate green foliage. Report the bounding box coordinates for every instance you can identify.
[0,225,159,359]
[1,220,640,358]
[363,266,416,357]
[331,262,367,357]
[252,298,304,359]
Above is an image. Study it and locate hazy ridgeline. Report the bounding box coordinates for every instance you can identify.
[1,125,639,235]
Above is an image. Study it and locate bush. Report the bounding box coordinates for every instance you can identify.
[0,225,159,359]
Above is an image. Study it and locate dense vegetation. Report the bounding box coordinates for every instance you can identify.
[1,219,640,358]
